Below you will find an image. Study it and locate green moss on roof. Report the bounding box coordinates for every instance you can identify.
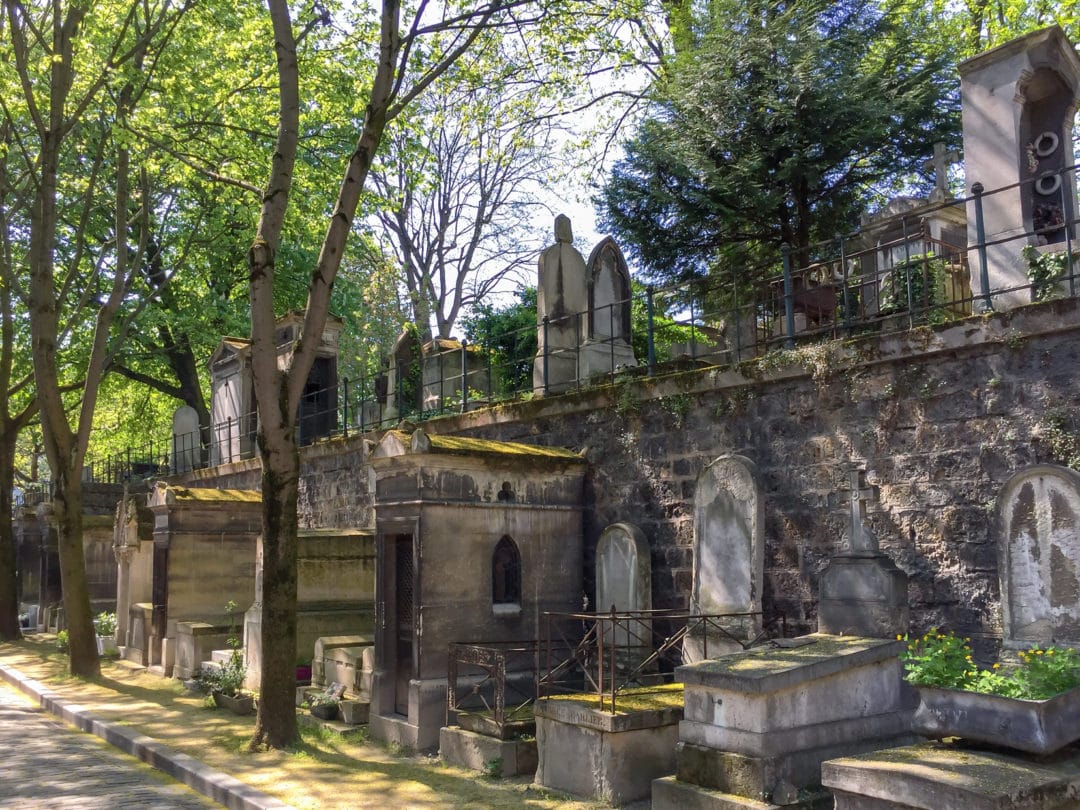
[171,487,261,503]
[547,683,684,714]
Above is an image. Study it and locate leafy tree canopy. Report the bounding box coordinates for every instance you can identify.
[599,0,961,284]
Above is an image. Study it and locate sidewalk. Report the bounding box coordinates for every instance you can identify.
[0,638,607,810]
[0,681,222,809]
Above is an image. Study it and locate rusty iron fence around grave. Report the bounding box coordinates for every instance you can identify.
[447,640,551,738]
[539,608,787,714]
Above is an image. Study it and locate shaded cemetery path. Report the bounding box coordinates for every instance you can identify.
[0,639,615,810]
[0,682,221,809]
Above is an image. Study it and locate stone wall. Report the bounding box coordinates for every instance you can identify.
[183,435,373,530]
[182,299,1080,652]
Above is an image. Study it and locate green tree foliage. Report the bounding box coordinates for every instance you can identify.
[461,288,538,395]
[599,0,961,284]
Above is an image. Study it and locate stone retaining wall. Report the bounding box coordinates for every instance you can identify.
[184,299,1080,651]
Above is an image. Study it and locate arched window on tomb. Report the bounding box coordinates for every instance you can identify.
[492,536,521,606]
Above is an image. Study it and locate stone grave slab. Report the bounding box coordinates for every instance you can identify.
[653,635,916,809]
[822,742,1080,810]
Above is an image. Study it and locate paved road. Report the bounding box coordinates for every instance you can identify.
[0,683,220,809]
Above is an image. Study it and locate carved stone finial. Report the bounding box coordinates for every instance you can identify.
[555,214,573,244]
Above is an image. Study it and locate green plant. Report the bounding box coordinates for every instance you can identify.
[55,630,69,652]
[306,692,340,709]
[900,630,1080,700]
[661,393,692,426]
[94,611,118,637]
[878,253,948,322]
[201,600,246,698]
[481,756,504,779]
[1021,245,1070,302]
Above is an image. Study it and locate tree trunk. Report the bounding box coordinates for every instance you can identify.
[52,472,99,677]
[0,426,22,641]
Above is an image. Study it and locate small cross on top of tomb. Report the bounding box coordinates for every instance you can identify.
[923,142,960,203]
[847,469,879,555]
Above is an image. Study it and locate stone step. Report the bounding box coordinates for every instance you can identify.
[209,648,242,665]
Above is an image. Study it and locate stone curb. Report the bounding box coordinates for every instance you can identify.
[0,662,295,810]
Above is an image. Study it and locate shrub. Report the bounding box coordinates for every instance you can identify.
[94,611,118,637]
[900,630,1080,700]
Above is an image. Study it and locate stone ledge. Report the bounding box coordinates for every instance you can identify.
[533,695,683,733]
[822,742,1080,810]
[677,635,903,693]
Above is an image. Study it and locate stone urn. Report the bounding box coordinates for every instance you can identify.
[912,684,1080,755]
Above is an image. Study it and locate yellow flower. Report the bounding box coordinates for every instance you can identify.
[992,663,1001,669]
[1037,650,1044,655]
[1047,649,1054,655]
[965,655,973,661]
[896,634,903,641]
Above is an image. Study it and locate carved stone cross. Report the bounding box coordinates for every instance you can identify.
[923,142,960,203]
[847,469,879,554]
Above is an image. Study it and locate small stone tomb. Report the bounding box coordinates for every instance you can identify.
[653,635,916,810]
[818,469,909,638]
[999,463,1080,650]
[368,428,585,751]
[685,455,763,662]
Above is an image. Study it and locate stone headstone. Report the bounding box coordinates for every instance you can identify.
[596,523,653,678]
[819,469,909,638]
[596,522,651,616]
[999,464,1080,650]
[960,27,1080,309]
[687,455,763,660]
[171,406,200,474]
[580,238,637,378]
[534,215,588,393]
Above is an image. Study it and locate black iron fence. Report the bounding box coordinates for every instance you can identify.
[79,166,1079,484]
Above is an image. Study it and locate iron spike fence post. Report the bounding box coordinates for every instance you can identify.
[396,359,404,419]
[689,288,698,358]
[972,182,993,312]
[781,243,795,350]
[1062,169,1076,298]
[542,316,550,395]
[839,234,851,333]
[646,285,656,376]
[342,377,349,439]
[609,303,615,384]
[732,264,742,363]
[901,217,914,330]
[460,340,468,414]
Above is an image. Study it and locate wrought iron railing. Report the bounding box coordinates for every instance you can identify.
[80,166,1079,484]
[539,608,787,714]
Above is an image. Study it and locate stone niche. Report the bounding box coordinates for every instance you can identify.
[367,428,586,751]
[998,464,1080,650]
[243,528,376,690]
[960,26,1080,309]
